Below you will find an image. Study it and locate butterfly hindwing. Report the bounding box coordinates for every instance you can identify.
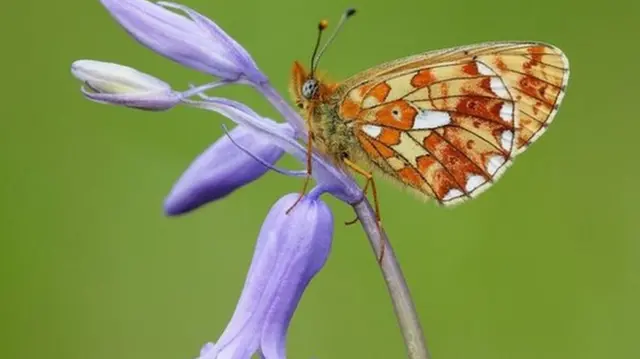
[476,47,568,152]
[337,42,569,205]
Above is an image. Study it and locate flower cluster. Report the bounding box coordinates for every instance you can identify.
[71,1,368,358]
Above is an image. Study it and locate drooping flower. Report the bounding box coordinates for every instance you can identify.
[199,191,334,359]
[70,1,430,357]
[70,2,372,356]
[99,0,266,83]
[71,60,181,110]
[164,123,294,215]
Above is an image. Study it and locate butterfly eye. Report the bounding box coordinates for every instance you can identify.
[297,102,304,109]
[302,79,319,99]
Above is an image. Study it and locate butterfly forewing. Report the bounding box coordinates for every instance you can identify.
[337,42,569,205]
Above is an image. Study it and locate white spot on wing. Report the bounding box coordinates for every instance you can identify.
[443,188,464,201]
[501,130,514,151]
[487,155,506,175]
[413,110,451,129]
[499,102,514,123]
[362,124,382,139]
[465,175,485,192]
[490,77,510,99]
[477,62,495,76]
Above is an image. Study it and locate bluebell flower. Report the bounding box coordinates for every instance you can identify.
[196,192,333,359]
[164,123,294,215]
[71,3,360,357]
[71,1,363,208]
[100,0,266,83]
[69,2,427,359]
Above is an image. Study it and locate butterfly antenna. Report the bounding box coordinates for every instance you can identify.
[309,19,328,78]
[311,8,356,76]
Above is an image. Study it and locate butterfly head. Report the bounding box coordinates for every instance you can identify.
[289,9,356,110]
[290,61,326,110]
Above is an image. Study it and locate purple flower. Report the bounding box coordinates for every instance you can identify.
[199,192,333,359]
[164,123,293,215]
[99,0,266,83]
[68,2,428,359]
[70,1,363,209]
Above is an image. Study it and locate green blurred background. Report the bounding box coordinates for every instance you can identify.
[3,0,639,358]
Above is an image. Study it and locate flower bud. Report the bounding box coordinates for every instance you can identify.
[71,60,180,110]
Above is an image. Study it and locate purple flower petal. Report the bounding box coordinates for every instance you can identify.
[100,0,265,82]
[201,192,333,359]
[259,195,333,359]
[157,2,265,83]
[164,123,294,215]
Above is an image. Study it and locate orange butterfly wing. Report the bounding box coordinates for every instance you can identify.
[336,42,569,205]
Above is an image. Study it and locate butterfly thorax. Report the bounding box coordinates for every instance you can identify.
[290,61,361,166]
[308,99,360,164]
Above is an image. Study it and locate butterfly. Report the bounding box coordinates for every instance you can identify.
[289,9,569,218]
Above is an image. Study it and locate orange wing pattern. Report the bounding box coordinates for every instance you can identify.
[338,42,569,205]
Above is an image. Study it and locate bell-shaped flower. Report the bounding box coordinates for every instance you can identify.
[164,123,294,215]
[71,60,181,110]
[99,0,266,83]
[200,191,333,359]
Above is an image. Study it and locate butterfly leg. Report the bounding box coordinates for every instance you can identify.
[343,158,386,264]
[344,175,374,226]
[285,118,314,215]
[344,215,360,226]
